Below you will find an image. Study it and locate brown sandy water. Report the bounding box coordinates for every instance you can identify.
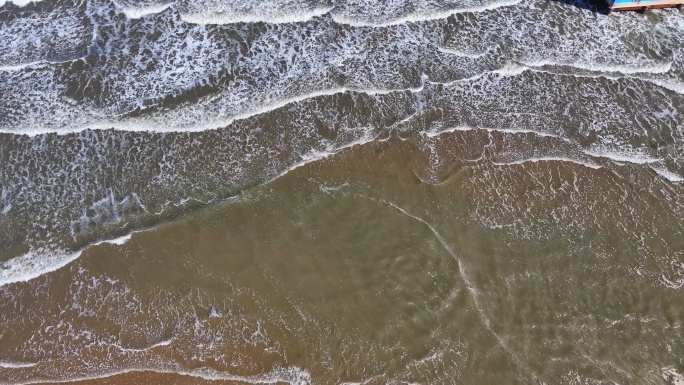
[2,131,683,384]
[2,0,684,383]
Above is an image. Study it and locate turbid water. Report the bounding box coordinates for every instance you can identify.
[1,0,683,383]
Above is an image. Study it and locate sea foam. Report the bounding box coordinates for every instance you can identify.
[14,366,312,385]
[0,249,82,287]
[0,0,40,6]
[0,360,39,368]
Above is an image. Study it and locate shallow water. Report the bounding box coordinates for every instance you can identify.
[1,0,683,383]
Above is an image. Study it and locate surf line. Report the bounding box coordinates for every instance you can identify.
[384,201,541,382]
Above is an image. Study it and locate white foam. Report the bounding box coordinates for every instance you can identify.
[584,149,660,165]
[0,61,48,72]
[0,86,326,136]
[583,149,684,182]
[277,131,381,177]
[0,218,156,287]
[0,360,38,369]
[0,0,40,6]
[650,165,684,182]
[181,5,334,25]
[661,274,684,289]
[0,82,426,135]
[109,0,523,26]
[331,0,523,27]
[92,233,133,246]
[663,367,684,385]
[0,249,82,287]
[424,125,568,142]
[15,366,311,385]
[84,66,452,138]
[492,156,602,170]
[522,60,684,96]
[646,77,684,96]
[209,306,220,317]
[114,338,174,352]
[115,2,174,19]
[427,63,531,87]
[492,62,528,77]
[1,4,541,138]
[522,59,673,75]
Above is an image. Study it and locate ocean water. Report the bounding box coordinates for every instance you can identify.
[0,0,683,383]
